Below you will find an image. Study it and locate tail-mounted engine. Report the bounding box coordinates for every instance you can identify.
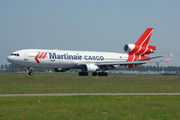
[124,44,156,55]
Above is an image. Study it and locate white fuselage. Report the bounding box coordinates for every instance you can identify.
[7,49,129,70]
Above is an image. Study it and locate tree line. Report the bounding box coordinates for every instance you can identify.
[0,64,48,73]
[129,65,180,72]
[0,64,180,73]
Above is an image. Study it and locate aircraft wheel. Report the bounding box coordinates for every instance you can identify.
[29,72,33,76]
[79,72,88,76]
[98,72,102,76]
[79,72,83,76]
[104,72,108,76]
[98,72,108,76]
[92,72,97,76]
[85,72,88,76]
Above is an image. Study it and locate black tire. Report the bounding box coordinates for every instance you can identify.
[98,72,102,76]
[92,72,97,76]
[104,72,108,76]
[29,72,33,76]
[79,72,88,76]
[79,72,82,76]
[98,72,108,76]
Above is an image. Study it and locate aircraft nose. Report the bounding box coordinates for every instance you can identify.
[7,56,12,63]
[7,56,17,64]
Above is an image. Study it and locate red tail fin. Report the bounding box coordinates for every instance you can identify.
[135,28,153,46]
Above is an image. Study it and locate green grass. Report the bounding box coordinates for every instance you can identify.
[1,73,180,119]
[0,73,180,94]
[0,95,180,120]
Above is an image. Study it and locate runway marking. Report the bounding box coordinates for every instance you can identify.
[0,93,180,97]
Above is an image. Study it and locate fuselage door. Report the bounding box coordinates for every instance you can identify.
[24,53,28,61]
[23,53,29,67]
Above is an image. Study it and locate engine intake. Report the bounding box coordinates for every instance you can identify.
[124,44,156,55]
[124,44,135,53]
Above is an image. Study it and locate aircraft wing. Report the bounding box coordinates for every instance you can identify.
[98,53,173,66]
[99,60,160,66]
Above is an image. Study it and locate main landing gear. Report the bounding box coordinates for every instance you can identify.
[97,72,108,76]
[92,72,97,76]
[78,72,108,76]
[93,72,108,76]
[79,72,89,76]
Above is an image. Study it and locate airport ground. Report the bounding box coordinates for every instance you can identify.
[0,73,180,119]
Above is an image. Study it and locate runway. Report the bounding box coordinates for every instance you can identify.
[0,93,180,97]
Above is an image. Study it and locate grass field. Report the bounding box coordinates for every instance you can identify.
[1,95,180,120]
[1,73,180,119]
[0,73,180,94]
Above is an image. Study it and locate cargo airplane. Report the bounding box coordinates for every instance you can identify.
[7,28,173,76]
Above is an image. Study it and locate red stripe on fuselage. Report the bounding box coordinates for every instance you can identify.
[35,52,41,63]
[42,52,47,59]
[39,52,44,59]
[127,54,150,68]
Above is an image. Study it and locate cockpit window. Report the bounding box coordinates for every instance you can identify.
[10,54,20,56]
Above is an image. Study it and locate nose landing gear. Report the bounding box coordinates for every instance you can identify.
[28,68,33,76]
[29,71,33,76]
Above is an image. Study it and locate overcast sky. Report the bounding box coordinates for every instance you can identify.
[0,0,180,66]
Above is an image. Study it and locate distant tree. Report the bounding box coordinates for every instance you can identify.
[172,66,176,71]
[140,66,146,71]
[5,64,8,72]
[8,64,16,72]
[126,65,180,72]
[175,66,178,71]
[160,66,163,71]
[146,66,149,71]
[1,64,4,71]
[148,66,152,71]
[152,66,156,71]
[156,66,160,71]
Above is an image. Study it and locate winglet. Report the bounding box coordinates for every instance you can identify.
[164,53,173,63]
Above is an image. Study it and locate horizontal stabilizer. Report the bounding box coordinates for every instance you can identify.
[164,53,173,63]
[138,56,163,61]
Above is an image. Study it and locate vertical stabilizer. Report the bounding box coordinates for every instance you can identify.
[135,28,153,46]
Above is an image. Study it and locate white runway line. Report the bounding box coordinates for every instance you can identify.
[0,93,180,97]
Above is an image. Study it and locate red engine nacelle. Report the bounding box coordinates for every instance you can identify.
[124,44,156,55]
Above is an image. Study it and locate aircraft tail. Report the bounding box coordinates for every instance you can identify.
[135,28,153,46]
[124,28,156,56]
